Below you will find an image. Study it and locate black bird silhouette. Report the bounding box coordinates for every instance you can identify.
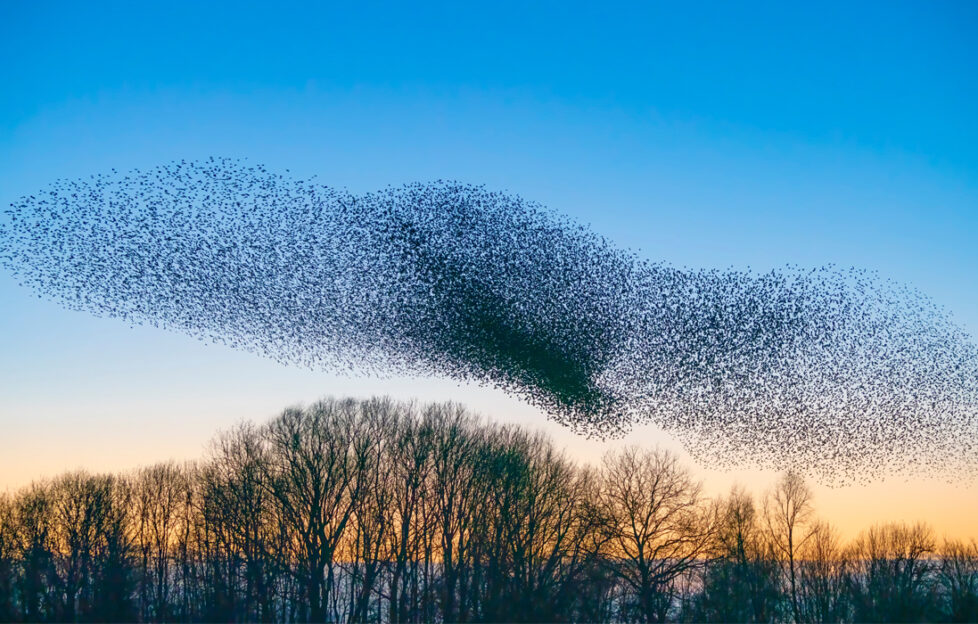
[1,158,976,484]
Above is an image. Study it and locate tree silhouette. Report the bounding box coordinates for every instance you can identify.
[763,470,814,623]
[0,396,971,623]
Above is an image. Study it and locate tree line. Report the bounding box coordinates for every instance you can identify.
[0,397,975,623]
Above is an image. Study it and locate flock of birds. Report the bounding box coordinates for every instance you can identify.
[2,158,976,483]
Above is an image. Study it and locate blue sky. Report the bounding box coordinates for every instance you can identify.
[1,0,977,533]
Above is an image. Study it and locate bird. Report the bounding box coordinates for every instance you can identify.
[1,157,976,485]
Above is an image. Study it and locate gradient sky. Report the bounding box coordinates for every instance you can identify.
[1,0,977,541]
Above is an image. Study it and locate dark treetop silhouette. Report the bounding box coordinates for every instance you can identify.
[3,397,976,624]
[1,158,976,483]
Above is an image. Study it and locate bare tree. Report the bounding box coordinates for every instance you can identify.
[0,492,16,621]
[763,470,814,623]
[693,486,781,623]
[1,395,973,623]
[264,399,366,622]
[345,398,398,623]
[385,403,434,624]
[203,421,280,621]
[938,538,978,623]
[596,446,717,623]
[845,521,938,622]
[464,426,602,622]
[426,402,482,623]
[13,482,57,622]
[133,462,186,621]
[49,471,120,620]
[795,520,848,623]
[95,475,137,622]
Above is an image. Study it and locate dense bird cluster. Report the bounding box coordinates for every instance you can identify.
[2,158,975,483]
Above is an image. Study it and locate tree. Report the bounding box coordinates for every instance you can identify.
[132,462,186,621]
[0,492,16,621]
[0,395,972,623]
[92,475,137,622]
[203,421,280,621]
[264,399,367,622]
[344,398,397,623]
[385,402,435,624]
[845,521,938,622]
[693,486,782,623]
[596,447,717,623]
[13,482,57,622]
[795,520,848,623]
[469,427,601,622]
[49,471,120,621]
[426,402,482,623]
[763,470,813,623]
[938,539,978,623]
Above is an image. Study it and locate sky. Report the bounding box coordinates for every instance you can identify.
[1,0,977,540]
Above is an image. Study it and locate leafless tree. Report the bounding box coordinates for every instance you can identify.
[425,402,482,623]
[0,492,17,621]
[202,421,281,621]
[13,482,57,622]
[48,471,120,620]
[132,462,186,621]
[763,470,814,623]
[385,402,435,624]
[264,399,367,622]
[0,396,972,623]
[693,486,781,623]
[344,398,398,623]
[845,521,938,622]
[938,538,978,622]
[596,446,717,623]
[795,520,848,623]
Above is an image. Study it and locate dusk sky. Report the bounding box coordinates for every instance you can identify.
[1,1,977,540]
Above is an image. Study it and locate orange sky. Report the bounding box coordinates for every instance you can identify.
[3,366,975,544]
